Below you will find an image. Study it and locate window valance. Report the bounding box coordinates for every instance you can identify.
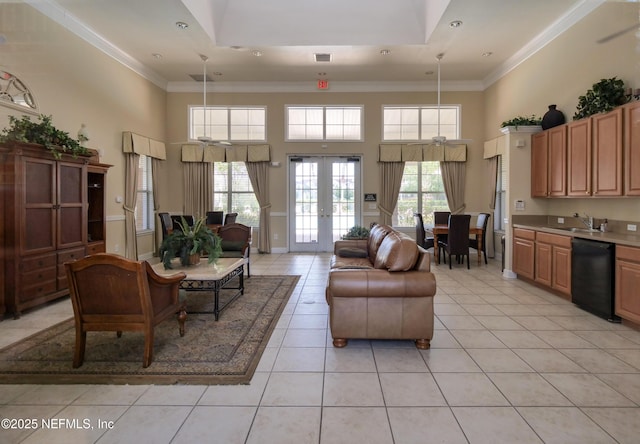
[378,143,467,162]
[122,131,166,160]
[483,135,506,159]
[181,144,271,163]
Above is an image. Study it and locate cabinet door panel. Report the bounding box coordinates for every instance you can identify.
[535,242,552,286]
[531,132,549,197]
[513,238,535,279]
[593,109,623,196]
[57,162,86,249]
[567,119,591,196]
[616,260,640,323]
[548,126,567,196]
[552,246,571,295]
[625,101,640,196]
[22,158,55,254]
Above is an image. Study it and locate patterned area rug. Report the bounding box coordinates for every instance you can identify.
[0,275,299,385]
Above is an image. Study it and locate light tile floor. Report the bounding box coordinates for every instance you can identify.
[1,253,640,443]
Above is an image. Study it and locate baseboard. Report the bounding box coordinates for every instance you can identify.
[502,269,517,279]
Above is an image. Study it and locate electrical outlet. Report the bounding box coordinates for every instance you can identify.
[114,244,120,252]
[558,217,564,224]
[628,224,637,232]
[273,233,279,240]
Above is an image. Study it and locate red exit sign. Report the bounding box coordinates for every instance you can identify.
[317,79,329,90]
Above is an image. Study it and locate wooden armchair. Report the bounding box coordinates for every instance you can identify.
[217,223,252,277]
[64,253,187,368]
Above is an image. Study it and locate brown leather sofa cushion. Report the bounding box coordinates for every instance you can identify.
[373,231,419,271]
[367,224,393,260]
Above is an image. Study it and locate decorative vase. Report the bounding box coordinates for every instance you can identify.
[541,105,565,130]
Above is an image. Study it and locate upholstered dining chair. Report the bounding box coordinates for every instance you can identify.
[433,211,451,243]
[414,213,434,250]
[171,215,194,231]
[64,253,187,368]
[206,211,224,225]
[158,212,172,240]
[217,223,252,277]
[470,213,491,264]
[438,214,471,269]
[223,212,238,225]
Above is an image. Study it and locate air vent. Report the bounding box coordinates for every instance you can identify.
[314,53,332,62]
[189,74,212,82]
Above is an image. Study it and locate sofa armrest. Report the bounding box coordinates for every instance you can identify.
[327,269,436,299]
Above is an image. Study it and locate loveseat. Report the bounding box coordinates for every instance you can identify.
[326,224,437,349]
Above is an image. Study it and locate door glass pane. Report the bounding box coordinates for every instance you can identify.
[331,162,355,242]
[294,162,318,243]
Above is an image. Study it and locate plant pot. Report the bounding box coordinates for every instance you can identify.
[181,252,201,266]
[541,105,565,130]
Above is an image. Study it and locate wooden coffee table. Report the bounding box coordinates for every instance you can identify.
[152,257,245,320]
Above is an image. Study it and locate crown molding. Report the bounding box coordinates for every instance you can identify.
[482,0,606,88]
[166,80,485,94]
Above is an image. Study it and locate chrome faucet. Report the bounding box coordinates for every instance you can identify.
[574,213,594,230]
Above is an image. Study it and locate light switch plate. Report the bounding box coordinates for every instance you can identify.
[558,217,564,224]
[628,224,637,232]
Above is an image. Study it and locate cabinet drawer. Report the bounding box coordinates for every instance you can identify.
[21,266,56,284]
[616,245,640,263]
[58,247,86,264]
[21,279,58,303]
[514,228,536,240]
[537,232,571,248]
[20,253,57,273]
[86,242,105,255]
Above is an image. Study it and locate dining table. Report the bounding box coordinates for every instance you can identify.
[431,224,484,266]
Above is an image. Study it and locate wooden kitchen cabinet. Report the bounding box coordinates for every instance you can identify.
[567,118,592,196]
[592,108,623,196]
[530,125,566,197]
[1,142,110,318]
[535,232,571,296]
[624,100,640,196]
[616,245,640,324]
[531,132,549,197]
[513,228,535,280]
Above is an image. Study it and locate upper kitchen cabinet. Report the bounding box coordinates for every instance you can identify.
[567,118,592,196]
[592,108,623,196]
[531,125,566,197]
[625,100,640,196]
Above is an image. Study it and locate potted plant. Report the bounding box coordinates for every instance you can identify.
[573,77,628,120]
[342,225,370,240]
[500,114,542,129]
[0,114,90,159]
[159,216,222,269]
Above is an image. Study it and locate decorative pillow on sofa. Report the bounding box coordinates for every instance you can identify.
[373,232,419,271]
[338,247,368,258]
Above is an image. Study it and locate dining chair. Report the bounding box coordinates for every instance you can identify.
[158,212,172,240]
[438,214,471,269]
[470,213,490,264]
[206,211,224,225]
[413,213,434,250]
[223,212,238,225]
[171,215,194,231]
[433,211,451,244]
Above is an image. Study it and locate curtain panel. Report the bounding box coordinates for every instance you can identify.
[378,162,405,225]
[123,153,139,259]
[245,161,271,253]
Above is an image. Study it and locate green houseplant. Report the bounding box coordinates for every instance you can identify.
[159,216,222,269]
[500,114,542,129]
[342,225,370,240]
[573,77,628,120]
[0,114,89,159]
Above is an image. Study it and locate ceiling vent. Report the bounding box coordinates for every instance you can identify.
[189,74,212,82]
[314,53,332,62]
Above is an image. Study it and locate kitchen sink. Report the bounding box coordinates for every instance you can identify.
[554,227,601,233]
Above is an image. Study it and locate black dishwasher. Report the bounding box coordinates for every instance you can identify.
[571,238,619,322]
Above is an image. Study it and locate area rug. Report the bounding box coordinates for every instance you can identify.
[0,275,299,385]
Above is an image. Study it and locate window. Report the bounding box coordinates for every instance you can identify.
[135,155,154,231]
[394,161,449,227]
[495,155,507,231]
[286,106,363,141]
[189,106,266,142]
[383,106,459,141]
[213,162,260,227]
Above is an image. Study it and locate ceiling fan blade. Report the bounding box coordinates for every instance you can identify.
[597,24,637,44]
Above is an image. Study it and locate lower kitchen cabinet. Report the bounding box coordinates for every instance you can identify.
[513,228,535,280]
[616,245,640,324]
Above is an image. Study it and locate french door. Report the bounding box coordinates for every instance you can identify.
[289,156,361,252]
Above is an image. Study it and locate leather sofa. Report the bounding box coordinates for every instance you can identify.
[326,224,437,349]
